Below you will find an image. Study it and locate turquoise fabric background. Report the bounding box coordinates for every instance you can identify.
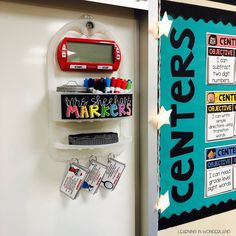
[160,16,236,219]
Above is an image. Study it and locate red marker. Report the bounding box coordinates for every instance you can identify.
[115,78,122,93]
[120,79,128,93]
[93,78,100,93]
[110,77,117,93]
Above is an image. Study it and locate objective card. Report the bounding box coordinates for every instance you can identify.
[205,145,236,197]
[206,91,236,141]
[207,33,236,84]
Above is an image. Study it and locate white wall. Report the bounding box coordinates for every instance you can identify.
[0,1,137,236]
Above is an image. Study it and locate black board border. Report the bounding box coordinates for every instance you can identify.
[161,0,236,25]
[159,199,236,230]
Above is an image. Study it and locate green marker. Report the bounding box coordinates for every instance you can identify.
[126,80,132,92]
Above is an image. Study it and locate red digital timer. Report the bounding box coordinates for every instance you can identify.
[57,37,121,72]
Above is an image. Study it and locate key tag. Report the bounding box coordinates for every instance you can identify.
[60,158,88,200]
[101,154,126,191]
[82,156,107,194]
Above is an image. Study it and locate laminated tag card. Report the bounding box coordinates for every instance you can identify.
[101,158,126,191]
[83,160,107,194]
[60,163,88,199]
[159,12,236,230]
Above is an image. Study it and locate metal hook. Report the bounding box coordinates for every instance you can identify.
[69,158,79,165]
[107,153,116,161]
[89,155,97,163]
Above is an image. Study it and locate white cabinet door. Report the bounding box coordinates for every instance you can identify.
[83,0,148,10]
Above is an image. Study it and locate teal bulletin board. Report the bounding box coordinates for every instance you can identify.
[159,15,236,230]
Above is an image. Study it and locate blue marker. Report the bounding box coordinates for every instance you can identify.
[84,78,88,88]
[105,77,111,93]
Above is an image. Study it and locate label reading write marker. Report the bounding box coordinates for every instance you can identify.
[60,163,88,199]
[101,158,126,191]
[83,160,107,194]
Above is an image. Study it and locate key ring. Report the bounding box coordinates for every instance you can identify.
[89,155,97,163]
[69,158,79,165]
[108,153,116,160]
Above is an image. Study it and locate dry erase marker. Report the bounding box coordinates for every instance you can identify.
[88,78,95,93]
[110,77,117,93]
[93,78,98,93]
[126,80,132,92]
[84,78,88,88]
[105,77,111,93]
[115,78,122,93]
[120,79,127,93]
[96,78,103,93]
[94,78,102,94]
[99,78,106,93]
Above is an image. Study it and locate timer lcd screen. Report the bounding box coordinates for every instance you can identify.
[67,42,114,63]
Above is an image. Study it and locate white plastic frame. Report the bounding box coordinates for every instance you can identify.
[47,16,132,162]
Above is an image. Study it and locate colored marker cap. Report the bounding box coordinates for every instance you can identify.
[121,79,128,90]
[88,78,95,88]
[94,78,99,90]
[111,77,117,87]
[105,77,111,87]
[126,80,132,90]
[84,78,88,88]
[100,78,106,92]
[116,78,122,88]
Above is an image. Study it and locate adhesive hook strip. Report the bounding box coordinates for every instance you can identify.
[89,155,97,162]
